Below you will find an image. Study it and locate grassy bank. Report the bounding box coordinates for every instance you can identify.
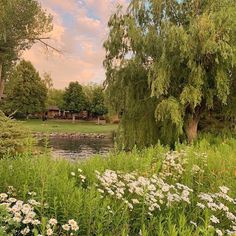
[18,119,118,134]
[1,136,236,235]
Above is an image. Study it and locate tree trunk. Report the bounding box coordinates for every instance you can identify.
[72,113,75,123]
[0,63,4,101]
[97,116,100,125]
[185,116,199,143]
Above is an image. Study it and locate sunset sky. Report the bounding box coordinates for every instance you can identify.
[23,0,128,89]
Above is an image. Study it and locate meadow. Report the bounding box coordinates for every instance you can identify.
[19,119,118,134]
[1,135,236,235]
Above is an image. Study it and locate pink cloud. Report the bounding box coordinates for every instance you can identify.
[22,0,129,89]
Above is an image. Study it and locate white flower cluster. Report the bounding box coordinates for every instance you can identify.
[159,151,188,180]
[95,150,236,236]
[197,186,236,235]
[96,169,193,215]
[0,190,79,236]
[71,168,86,183]
[191,164,204,175]
[62,219,79,232]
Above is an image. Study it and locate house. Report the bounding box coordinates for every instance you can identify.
[46,106,61,119]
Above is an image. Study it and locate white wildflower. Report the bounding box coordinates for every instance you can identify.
[216,229,223,236]
[219,186,229,194]
[190,221,197,228]
[210,215,220,224]
[49,218,58,225]
[62,224,70,231]
[46,228,53,236]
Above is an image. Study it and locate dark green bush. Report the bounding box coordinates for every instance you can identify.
[0,111,30,158]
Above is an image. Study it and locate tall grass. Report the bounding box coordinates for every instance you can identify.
[0,136,236,235]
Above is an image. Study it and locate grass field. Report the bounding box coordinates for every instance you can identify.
[18,119,118,134]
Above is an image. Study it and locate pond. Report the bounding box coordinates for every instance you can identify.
[38,136,114,160]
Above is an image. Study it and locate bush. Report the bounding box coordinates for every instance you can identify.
[0,111,30,158]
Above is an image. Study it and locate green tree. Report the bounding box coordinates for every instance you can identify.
[104,0,236,144]
[91,87,108,124]
[42,72,64,109]
[63,82,87,122]
[0,0,53,100]
[3,60,47,117]
[46,89,64,109]
[43,72,54,90]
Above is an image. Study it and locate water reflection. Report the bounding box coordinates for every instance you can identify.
[38,137,114,160]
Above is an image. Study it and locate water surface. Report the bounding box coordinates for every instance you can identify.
[38,136,114,160]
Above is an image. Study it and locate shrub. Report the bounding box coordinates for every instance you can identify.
[0,111,30,158]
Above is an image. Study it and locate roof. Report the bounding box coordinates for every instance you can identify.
[47,106,60,111]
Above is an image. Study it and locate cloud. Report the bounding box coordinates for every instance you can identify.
[22,0,129,89]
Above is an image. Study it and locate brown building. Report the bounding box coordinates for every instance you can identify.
[46,106,61,119]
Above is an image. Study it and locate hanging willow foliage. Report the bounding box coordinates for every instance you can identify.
[104,0,236,147]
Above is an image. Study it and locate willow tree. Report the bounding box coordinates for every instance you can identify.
[104,0,236,145]
[0,0,53,100]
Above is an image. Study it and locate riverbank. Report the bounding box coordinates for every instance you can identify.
[33,132,113,139]
[18,119,118,134]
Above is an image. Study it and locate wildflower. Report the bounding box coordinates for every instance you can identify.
[71,224,79,231]
[23,218,32,224]
[8,197,17,203]
[161,184,170,192]
[226,212,236,221]
[13,216,22,223]
[78,168,82,173]
[71,172,76,176]
[46,228,53,236]
[97,189,104,194]
[131,199,140,204]
[28,192,37,196]
[28,199,40,206]
[49,218,58,225]
[21,204,32,214]
[215,229,223,236]
[210,215,220,224]
[21,227,30,235]
[68,219,77,226]
[79,174,86,182]
[219,186,229,194]
[0,193,8,201]
[32,219,41,225]
[62,224,70,231]
[190,221,197,228]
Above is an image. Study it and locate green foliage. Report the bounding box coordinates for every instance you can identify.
[0,111,30,158]
[0,136,236,234]
[46,89,64,109]
[90,87,108,117]
[2,60,47,115]
[42,72,54,90]
[0,0,52,63]
[104,0,236,145]
[63,82,87,113]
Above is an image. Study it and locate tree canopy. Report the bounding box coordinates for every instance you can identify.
[104,0,236,146]
[2,60,47,116]
[46,89,64,110]
[0,0,53,99]
[91,87,108,123]
[63,82,87,113]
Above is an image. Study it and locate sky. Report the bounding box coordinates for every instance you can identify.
[23,0,128,89]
